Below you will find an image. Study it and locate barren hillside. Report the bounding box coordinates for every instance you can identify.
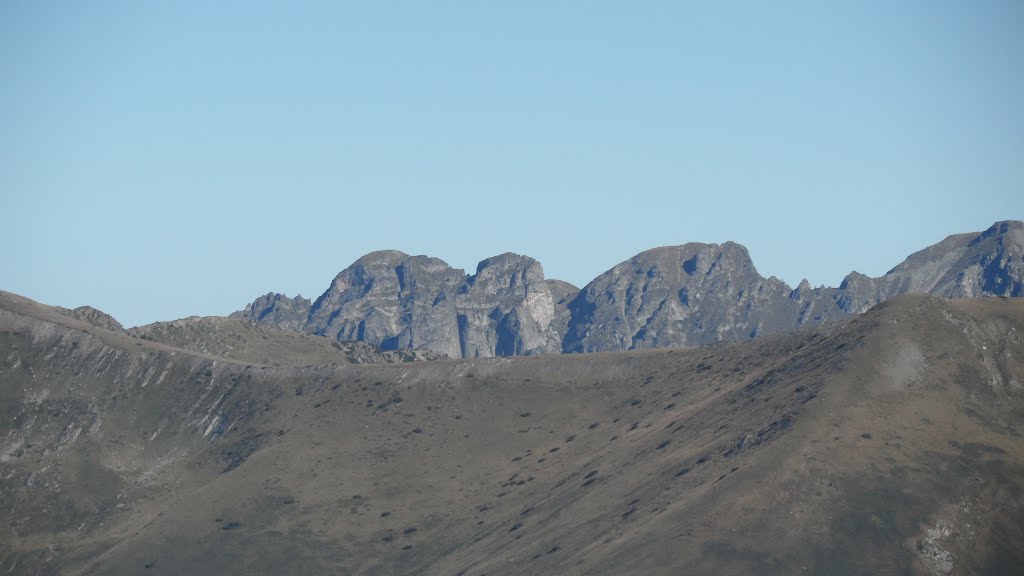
[1,291,1022,575]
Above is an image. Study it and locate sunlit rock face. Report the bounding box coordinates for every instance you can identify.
[562,242,802,352]
[455,253,571,357]
[236,250,577,358]
[235,221,1024,357]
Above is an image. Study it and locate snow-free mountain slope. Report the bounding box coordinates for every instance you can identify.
[3,291,1023,575]
[235,221,1024,357]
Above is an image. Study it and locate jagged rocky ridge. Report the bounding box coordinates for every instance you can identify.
[234,251,577,358]
[235,220,1024,357]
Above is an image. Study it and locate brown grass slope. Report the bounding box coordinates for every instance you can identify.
[1,291,1022,575]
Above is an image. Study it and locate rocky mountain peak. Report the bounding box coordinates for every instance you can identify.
[622,241,757,279]
[235,221,1023,357]
[354,249,411,264]
[327,250,457,293]
[976,219,1023,243]
[790,278,813,299]
[468,253,545,294]
[456,253,569,357]
[838,271,870,291]
[229,292,311,332]
[871,220,1023,300]
[232,250,576,359]
[564,241,789,353]
[305,252,465,357]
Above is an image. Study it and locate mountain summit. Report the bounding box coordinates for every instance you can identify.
[234,221,1024,357]
[563,241,791,352]
[234,251,577,358]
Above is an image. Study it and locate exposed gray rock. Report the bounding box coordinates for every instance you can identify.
[230,292,311,331]
[306,250,465,358]
[235,221,1023,356]
[562,242,805,352]
[456,253,571,357]
[59,305,125,332]
[545,279,580,346]
[564,221,1024,352]
[237,251,578,359]
[829,220,1024,313]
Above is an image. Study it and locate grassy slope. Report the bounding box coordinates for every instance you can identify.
[1,292,1022,575]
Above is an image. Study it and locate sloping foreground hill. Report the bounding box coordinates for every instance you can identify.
[1,291,1022,575]
[0,291,445,368]
[127,316,447,366]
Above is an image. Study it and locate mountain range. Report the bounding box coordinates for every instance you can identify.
[3,221,1024,575]
[231,220,1023,357]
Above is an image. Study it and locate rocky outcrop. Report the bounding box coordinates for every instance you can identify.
[229,292,311,332]
[235,251,579,358]
[828,220,1024,313]
[59,305,125,332]
[456,253,570,357]
[236,221,1024,356]
[562,242,802,352]
[305,251,465,358]
[563,221,1024,352]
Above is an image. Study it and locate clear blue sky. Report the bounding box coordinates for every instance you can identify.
[2,1,1022,327]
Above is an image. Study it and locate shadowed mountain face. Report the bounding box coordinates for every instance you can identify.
[235,221,1024,357]
[2,291,1023,575]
